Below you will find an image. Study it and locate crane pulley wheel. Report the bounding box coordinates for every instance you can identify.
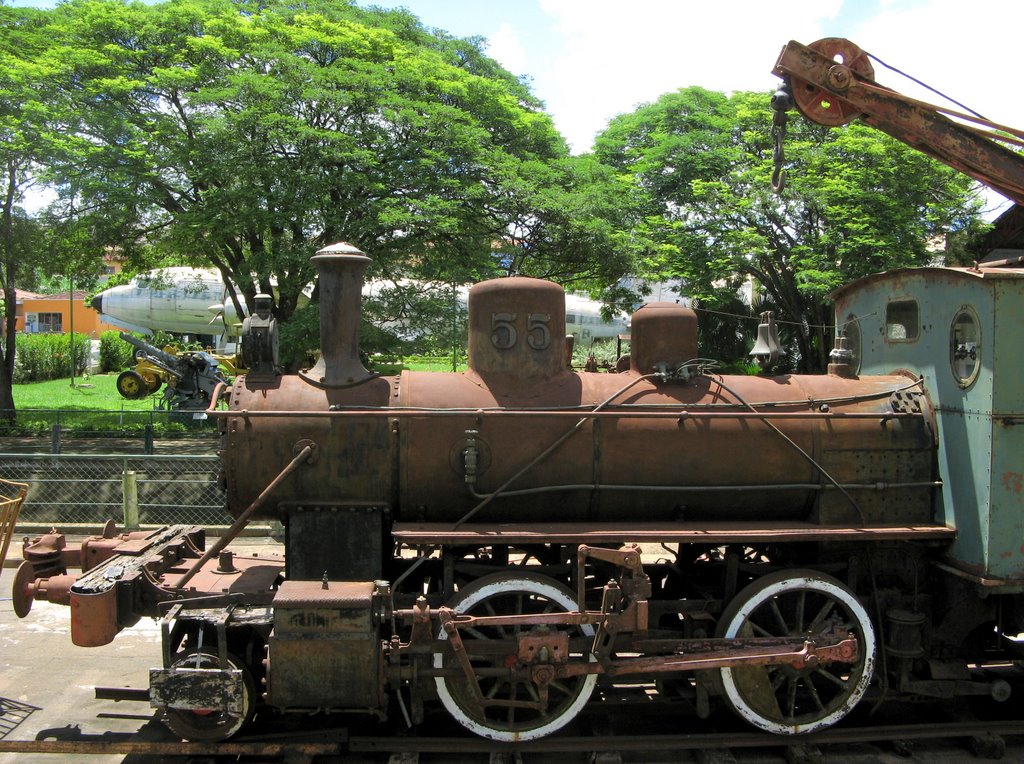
[790,38,874,126]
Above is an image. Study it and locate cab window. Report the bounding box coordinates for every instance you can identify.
[886,300,919,342]
[950,306,980,387]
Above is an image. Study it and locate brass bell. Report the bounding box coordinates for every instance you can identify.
[749,311,780,368]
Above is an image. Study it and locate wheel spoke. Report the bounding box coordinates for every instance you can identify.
[786,677,798,719]
[805,675,826,712]
[549,678,575,697]
[769,598,789,635]
[507,681,519,723]
[484,600,509,639]
[795,591,806,634]
[808,599,836,633]
[814,666,849,690]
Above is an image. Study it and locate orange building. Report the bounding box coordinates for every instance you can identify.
[11,289,121,338]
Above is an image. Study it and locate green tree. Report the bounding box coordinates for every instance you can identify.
[595,87,982,372]
[34,0,635,334]
[0,5,53,420]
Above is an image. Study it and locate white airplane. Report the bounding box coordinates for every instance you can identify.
[90,267,242,339]
[90,268,630,345]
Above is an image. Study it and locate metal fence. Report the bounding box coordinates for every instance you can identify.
[0,453,232,527]
[0,408,219,455]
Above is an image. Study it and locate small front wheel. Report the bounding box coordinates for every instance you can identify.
[161,652,256,742]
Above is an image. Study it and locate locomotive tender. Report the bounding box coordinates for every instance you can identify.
[13,239,1024,743]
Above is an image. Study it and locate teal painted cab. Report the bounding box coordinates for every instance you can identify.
[832,267,1024,580]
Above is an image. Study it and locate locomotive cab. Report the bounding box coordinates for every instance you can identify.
[832,266,1024,582]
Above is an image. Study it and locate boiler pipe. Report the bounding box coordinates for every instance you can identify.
[174,444,313,590]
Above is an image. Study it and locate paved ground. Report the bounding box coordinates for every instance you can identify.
[0,600,166,763]
[0,535,284,763]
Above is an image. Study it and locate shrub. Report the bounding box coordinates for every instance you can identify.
[99,330,136,372]
[13,333,91,383]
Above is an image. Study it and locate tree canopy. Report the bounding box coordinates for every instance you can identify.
[24,0,635,326]
[0,1,991,409]
[595,87,984,372]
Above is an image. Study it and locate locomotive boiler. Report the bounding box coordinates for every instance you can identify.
[22,239,1016,745]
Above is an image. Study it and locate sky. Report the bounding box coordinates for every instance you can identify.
[361,0,1024,214]
[7,0,1024,213]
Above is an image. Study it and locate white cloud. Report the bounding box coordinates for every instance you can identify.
[486,21,530,77]
[528,0,1024,173]
[534,0,842,152]
[843,1,1024,130]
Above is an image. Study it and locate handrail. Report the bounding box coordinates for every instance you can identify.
[0,477,29,583]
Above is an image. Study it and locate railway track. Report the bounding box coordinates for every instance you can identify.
[1,716,1021,761]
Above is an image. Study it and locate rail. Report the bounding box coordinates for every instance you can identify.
[0,717,1021,758]
[0,477,29,581]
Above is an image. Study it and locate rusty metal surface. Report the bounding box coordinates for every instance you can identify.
[395,370,934,524]
[14,524,283,647]
[390,521,953,546]
[273,579,376,609]
[774,39,1024,205]
[223,374,394,520]
[268,579,384,710]
[783,38,874,126]
[467,277,568,382]
[300,243,376,389]
[162,552,283,595]
[221,252,937,535]
[629,302,698,374]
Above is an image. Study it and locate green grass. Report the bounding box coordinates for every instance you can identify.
[5,374,183,435]
[13,373,159,411]
[6,359,471,435]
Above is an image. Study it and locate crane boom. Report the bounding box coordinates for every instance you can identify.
[772,38,1024,206]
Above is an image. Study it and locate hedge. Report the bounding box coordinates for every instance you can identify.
[13,333,91,383]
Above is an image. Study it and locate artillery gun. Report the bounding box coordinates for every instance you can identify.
[115,332,231,411]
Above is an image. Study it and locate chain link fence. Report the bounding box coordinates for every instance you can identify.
[1,453,232,527]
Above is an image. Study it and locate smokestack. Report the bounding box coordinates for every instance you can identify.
[300,242,375,388]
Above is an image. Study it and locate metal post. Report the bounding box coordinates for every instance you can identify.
[50,422,61,454]
[144,425,154,455]
[69,274,75,388]
[122,470,139,530]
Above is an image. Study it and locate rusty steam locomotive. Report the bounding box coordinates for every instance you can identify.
[13,237,1024,743]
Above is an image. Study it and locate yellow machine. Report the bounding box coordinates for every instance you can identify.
[115,333,238,410]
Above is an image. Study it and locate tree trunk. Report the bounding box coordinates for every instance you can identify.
[1,160,18,422]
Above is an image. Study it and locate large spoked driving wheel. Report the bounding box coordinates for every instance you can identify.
[434,572,597,741]
[161,652,256,742]
[717,570,876,734]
